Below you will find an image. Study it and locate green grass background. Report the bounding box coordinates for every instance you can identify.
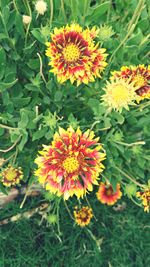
[0,197,149,267]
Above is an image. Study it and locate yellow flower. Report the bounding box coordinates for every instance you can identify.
[136,188,150,212]
[74,206,93,227]
[111,65,150,101]
[0,165,23,187]
[45,23,107,86]
[101,78,138,112]
[35,126,106,200]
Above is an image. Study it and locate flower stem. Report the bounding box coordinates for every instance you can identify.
[114,166,145,188]
[114,140,145,147]
[49,0,53,28]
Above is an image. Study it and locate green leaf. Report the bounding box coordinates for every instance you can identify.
[18,110,29,128]
[54,91,63,102]
[31,29,46,44]
[87,1,110,22]
[0,79,18,92]
[15,13,25,36]
[32,127,47,141]
[0,46,6,80]
[18,131,28,151]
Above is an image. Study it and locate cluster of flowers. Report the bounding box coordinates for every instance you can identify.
[0,24,149,227]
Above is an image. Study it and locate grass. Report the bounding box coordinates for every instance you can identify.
[0,195,149,267]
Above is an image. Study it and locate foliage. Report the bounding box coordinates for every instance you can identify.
[0,0,150,265]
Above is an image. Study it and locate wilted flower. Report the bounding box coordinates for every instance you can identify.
[74,206,93,227]
[35,0,47,15]
[101,78,138,112]
[111,65,150,101]
[45,23,107,86]
[98,25,115,42]
[0,165,23,187]
[136,188,150,212]
[35,126,106,200]
[22,15,32,24]
[97,182,122,205]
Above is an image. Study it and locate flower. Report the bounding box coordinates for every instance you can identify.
[35,0,47,15]
[136,189,150,212]
[101,78,138,112]
[22,15,32,24]
[35,126,106,200]
[74,206,93,227]
[111,65,150,101]
[45,23,107,86]
[98,25,115,42]
[0,165,23,187]
[97,182,122,205]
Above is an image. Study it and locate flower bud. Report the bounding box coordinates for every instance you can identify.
[22,15,32,25]
[35,0,47,15]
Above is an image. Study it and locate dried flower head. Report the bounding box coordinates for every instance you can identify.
[22,15,32,24]
[45,23,107,86]
[35,126,106,200]
[35,0,47,15]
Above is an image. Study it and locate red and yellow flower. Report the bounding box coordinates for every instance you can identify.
[136,189,150,212]
[111,65,150,101]
[97,182,122,205]
[45,23,107,86]
[74,206,93,227]
[0,165,23,187]
[35,127,106,200]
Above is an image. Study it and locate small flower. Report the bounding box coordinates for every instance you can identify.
[45,23,107,86]
[74,206,93,227]
[101,78,138,112]
[136,188,150,212]
[98,25,115,42]
[97,182,122,205]
[111,65,150,101]
[35,126,106,200]
[22,15,32,24]
[0,165,23,187]
[35,0,47,15]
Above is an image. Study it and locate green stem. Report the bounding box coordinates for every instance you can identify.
[24,0,32,48]
[114,140,145,147]
[82,0,88,24]
[49,0,53,28]
[61,0,67,23]
[114,166,145,188]
[13,0,19,13]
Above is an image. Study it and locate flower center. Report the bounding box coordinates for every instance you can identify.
[5,169,16,181]
[63,44,80,62]
[80,211,87,219]
[112,84,129,103]
[106,187,113,196]
[133,74,145,87]
[63,156,79,173]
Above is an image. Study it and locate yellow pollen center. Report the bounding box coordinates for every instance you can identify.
[80,212,87,219]
[63,44,80,62]
[133,75,145,87]
[63,156,79,173]
[106,188,113,196]
[5,169,17,181]
[112,84,129,103]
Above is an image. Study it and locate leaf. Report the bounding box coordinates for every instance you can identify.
[54,91,63,102]
[31,29,46,44]
[15,13,25,36]
[18,110,29,128]
[18,131,28,151]
[32,127,47,141]
[0,46,6,80]
[87,2,110,22]
[0,79,18,93]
